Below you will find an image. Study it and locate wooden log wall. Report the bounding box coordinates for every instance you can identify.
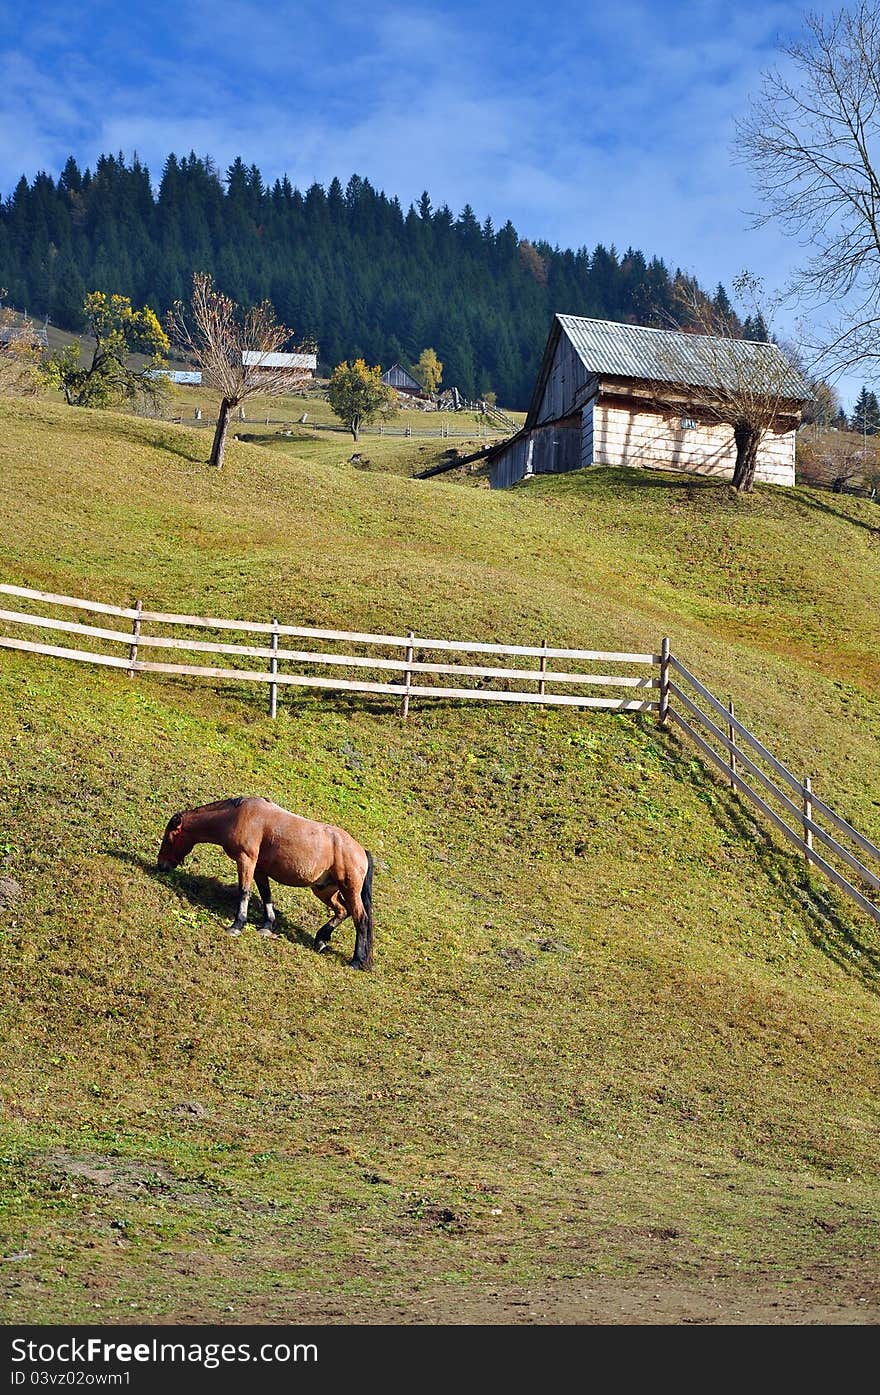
[489,420,580,488]
[533,332,588,425]
[590,399,795,485]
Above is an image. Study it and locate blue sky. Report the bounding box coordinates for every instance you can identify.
[0,0,866,406]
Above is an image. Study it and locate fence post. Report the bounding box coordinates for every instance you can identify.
[727,699,737,788]
[400,630,415,719]
[658,636,670,725]
[803,775,813,864]
[128,599,142,678]
[269,618,279,719]
[538,638,547,703]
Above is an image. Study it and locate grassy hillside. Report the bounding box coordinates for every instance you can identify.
[0,397,878,1324]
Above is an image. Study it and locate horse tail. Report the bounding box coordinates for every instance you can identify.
[359,849,374,968]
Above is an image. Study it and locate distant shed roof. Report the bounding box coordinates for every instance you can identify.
[555,314,811,402]
[242,351,317,370]
[381,362,422,390]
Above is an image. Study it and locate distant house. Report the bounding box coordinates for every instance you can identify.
[0,320,48,347]
[487,315,811,489]
[381,363,425,397]
[242,350,318,376]
[154,369,202,385]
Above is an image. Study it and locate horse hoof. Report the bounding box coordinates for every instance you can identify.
[258,927,278,938]
[227,926,243,937]
[349,957,372,971]
[314,939,330,953]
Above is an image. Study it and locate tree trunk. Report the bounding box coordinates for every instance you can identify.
[732,422,760,493]
[210,398,234,468]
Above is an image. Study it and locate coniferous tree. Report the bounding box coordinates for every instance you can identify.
[850,386,880,435]
[0,151,727,409]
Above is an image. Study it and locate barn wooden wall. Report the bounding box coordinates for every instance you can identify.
[581,401,595,471]
[489,420,581,488]
[533,334,589,425]
[591,402,795,486]
[383,366,420,392]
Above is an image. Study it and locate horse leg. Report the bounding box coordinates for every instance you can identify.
[228,852,257,936]
[311,883,347,953]
[254,871,277,937]
[340,878,373,971]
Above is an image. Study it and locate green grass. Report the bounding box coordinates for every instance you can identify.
[0,396,878,1323]
[164,383,514,480]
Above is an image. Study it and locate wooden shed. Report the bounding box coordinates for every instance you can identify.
[381,363,425,397]
[487,315,811,489]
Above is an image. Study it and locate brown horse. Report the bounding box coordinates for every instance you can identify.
[157,796,374,969]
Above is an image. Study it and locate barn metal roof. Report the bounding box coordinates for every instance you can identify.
[242,351,317,369]
[556,314,811,401]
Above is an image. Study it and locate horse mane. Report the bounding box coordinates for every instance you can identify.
[193,796,249,812]
[176,796,266,824]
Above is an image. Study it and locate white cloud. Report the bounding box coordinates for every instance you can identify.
[2,0,866,400]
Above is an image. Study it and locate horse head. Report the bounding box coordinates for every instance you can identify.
[157,811,191,870]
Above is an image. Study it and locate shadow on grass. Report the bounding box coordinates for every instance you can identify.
[792,488,880,537]
[657,729,880,993]
[544,465,728,496]
[61,409,208,466]
[147,427,209,465]
[108,849,351,962]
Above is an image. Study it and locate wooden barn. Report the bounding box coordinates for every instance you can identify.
[487,315,811,489]
[381,363,425,397]
[242,350,317,377]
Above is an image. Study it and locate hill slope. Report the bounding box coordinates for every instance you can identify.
[0,398,878,1324]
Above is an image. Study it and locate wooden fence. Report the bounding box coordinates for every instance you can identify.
[179,416,510,441]
[666,657,880,927]
[0,584,659,716]
[1,582,878,927]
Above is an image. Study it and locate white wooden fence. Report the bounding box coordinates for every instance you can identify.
[1,582,878,927]
[0,584,659,715]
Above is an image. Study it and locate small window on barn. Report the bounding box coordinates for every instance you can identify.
[681,417,697,430]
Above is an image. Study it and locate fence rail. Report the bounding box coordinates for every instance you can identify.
[0,584,658,715]
[179,416,511,441]
[1,582,878,927]
[667,658,880,926]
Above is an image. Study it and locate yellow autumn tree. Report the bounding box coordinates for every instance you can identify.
[44,292,169,408]
[414,347,443,396]
[0,307,44,397]
[328,359,396,440]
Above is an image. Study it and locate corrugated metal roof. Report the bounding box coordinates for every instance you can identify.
[242,351,317,369]
[556,314,811,401]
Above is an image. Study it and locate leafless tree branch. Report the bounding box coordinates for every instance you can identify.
[655,275,809,492]
[735,3,880,380]
[167,273,315,467]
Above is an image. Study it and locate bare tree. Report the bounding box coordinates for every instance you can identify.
[0,305,44,397]
[736,3,880,380]
[656,275,811,493]
[801,377,841,430]
[797,430,870,492]
[167,273,314,468]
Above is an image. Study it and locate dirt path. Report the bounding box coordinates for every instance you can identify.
[288,1269,880,1325]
